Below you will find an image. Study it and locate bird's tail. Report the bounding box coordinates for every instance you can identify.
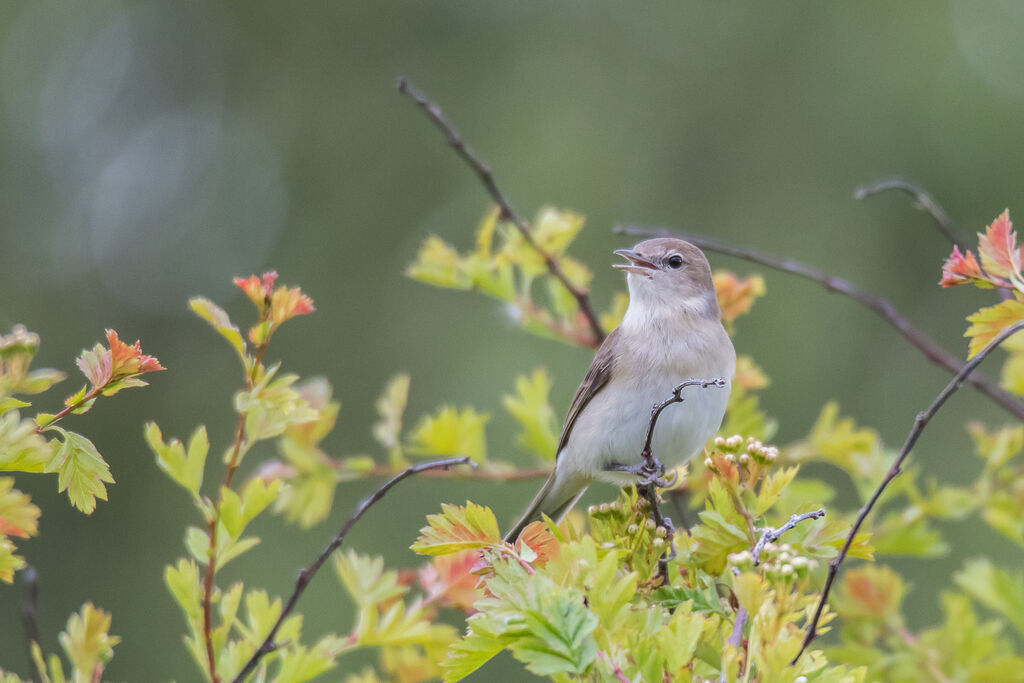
[503,469,588,543]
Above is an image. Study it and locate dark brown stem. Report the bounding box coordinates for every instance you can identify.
[396,77,606,347]
[854,177,963,248]
[365,464,551,481]
[202,339,268,682]
[614,225,1024,423]
[34,385,103,433]
[21,566,42,683]
[637,378,727,579]
[230,456,474,683]
[793,318,1024,663]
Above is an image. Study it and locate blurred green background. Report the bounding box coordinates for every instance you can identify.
[2,1,1024,679]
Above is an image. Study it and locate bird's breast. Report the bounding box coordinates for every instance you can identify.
[557,325,734,485]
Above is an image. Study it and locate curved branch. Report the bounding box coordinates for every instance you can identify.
[614,225,1024,423]
[231,456,474,683]
[793,318,1024,662]
[854,177,963,248]
[396,77,606,346]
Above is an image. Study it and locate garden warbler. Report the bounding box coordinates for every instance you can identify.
[504,238,735,542]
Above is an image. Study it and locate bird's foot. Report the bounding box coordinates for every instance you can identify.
[605,456,676,488]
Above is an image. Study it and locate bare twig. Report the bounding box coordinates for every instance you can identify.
[633,378,727,579]
[202,340,269,683]
[722,507,825,682]
[615,225,1024,423]
[21,566,42,683]
[854,177,963,248]
[365,463,550,481]
[794,318,1024,663]
[231,456,474,683]
[751,509,826,566]
[396,77,606,347]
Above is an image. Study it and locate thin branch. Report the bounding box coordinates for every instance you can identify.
[203,339,269,683]
[231,456,474,683]
[751,509,826,566]
[794,318,1024,663]
[633,377,727,580]
[366,464,550,481]
[854,177,963,248]
[21,566,42,683]
[396,77,606,347]
[615,225,1024,423]
[722,507,825,682]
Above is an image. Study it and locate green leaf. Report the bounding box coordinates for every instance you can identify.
[372,373,410,467]
[165,558,203,623]
[333,550,408,608]
[0,412,54,473]
[511,593,598,676]
[954,559,1024,637]
[235,368,319,443]
[406,236,473,290]
[189,297,247,361]
[44,430,114,514]
[967,421,1023,469]
[501,368,559,461]
[871,513,948,557]
[219,478,281,540]
[408,406,489,463]
[144,423,207,499]
[0,398,30,417]
[58,602,120,680]
[411,501,501,556]
[16,368,66,395]
[0,481,34,535]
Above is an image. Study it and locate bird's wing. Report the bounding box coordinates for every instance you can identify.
[555,327,619,456]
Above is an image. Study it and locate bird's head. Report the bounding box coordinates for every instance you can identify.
[614,238,718,319]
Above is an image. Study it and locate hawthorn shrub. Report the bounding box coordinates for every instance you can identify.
[1,201,1024,682]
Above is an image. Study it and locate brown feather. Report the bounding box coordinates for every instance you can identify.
[555,327,619,456]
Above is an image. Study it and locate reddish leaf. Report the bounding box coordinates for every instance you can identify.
[977,210,1022,284]
[940,245,985,288]
[417,549,483,611]
[234,271,279,307]
[513,520,560,566]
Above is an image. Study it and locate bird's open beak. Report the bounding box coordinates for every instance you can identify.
[613,249,657,274]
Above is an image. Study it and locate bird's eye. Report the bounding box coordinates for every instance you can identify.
[667,254,684,269]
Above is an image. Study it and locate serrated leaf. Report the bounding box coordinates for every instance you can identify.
[412,502,501,556]
[58,602,120,679]
[714,271,766,335]
[190,297,247,360]
[965,298,1024,358]
[407,236,472,290]
[219,478,280,540]
[954,559,1024,637]
[408,406,489,463]
[0,412,53,473]
[44,430,114,514]
[165,558,203,622]
[501,368,558,461]
[510,593,598,675]
[334,550,408,608]
[145,422,207,498]
[236,369,319,443]
[372,373,409,467]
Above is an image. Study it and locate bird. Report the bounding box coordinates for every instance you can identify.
[504,238,736,543]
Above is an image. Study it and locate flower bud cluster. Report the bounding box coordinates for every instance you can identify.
[710,434,780,469]
[727,542,819,582]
